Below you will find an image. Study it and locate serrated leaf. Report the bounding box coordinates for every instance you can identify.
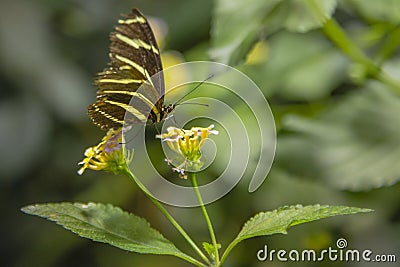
[236,204,371,241]
[21,202,189,259]
[278,82,400,190]
[210,0,337,65]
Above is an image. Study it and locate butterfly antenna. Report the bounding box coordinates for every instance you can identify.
[173,74,214,105]
[176,102,209,107]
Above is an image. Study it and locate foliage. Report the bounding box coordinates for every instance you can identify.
[210,0,400,193]
[210,0,338,65]
[21,203,186,257]
[2,0,399,266]
[278,83,400,190]
[22,202,371,266]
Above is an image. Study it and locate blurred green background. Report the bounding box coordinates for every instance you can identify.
[1,0,399,266]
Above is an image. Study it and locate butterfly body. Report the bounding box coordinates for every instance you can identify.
[88,9,174,130]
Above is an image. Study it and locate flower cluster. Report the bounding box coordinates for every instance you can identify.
[157,124,218,178]
[78,128,133,175]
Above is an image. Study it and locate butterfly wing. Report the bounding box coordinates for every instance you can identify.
[89,8,164,130]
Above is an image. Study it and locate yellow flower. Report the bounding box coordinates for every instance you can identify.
[78,128,133,175]
[157,125,218,178]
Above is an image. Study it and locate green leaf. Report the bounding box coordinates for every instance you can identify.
[210,0,283,65]
[221,204,372,262]
[237,205,371,240]
[210,0,337,65]
[344,0,400,24]
[21,202,189,259]
[278,83,400,191]
[222,204,371,262]
[240,31,348,100]
[280,0,338,33]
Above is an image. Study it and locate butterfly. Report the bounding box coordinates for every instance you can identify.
[88,8,175,130]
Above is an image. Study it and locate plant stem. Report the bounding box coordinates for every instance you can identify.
[322,18,379,75]
[123,169,210,266]
[220,239,240,265]
[321,18,400,93]
[374,26,400,65]
[189,172,220,266]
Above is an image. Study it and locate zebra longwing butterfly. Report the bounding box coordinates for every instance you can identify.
[88,8,174,130]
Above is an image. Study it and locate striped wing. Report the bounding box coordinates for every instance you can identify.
[89,8,164,130]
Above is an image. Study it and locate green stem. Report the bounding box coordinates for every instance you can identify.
[122,168,210,266]
[189,172,220,266]
[374,26,400,65]
[322,18,379,75]
[321,18,400,93]
[220,239,240,265]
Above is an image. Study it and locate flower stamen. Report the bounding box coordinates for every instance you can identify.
[78,128,133,175]
[156,124,218,178]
